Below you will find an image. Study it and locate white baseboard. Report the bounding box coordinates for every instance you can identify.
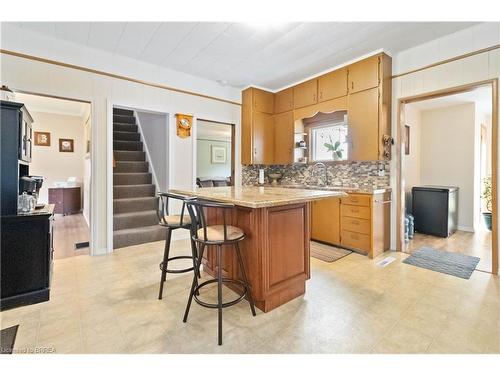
[457,226,474,233]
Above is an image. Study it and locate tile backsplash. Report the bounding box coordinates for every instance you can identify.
[242,161,390,189]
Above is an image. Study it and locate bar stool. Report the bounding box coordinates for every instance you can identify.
[157,192,200,300]
[182,199,256,345]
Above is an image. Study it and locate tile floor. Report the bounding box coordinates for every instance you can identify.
[1,239,499,354]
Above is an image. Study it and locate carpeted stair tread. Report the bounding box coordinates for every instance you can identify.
[113,172,152,185]
[113,131,140,141]
[113,123,138,133]
[113,196,158,214]
[114,210,158,230]
[114,161,149,173]
[113,140,143,151]
[113,150,145,161]
[113,114,136,124]
[113,184,155,198]
[113,225,165,249]
[113,108,134,116]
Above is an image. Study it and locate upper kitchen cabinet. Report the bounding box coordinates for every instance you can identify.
[293,79,318,109]
[347,53,392,161]
[347,54,380,94]
[274,88,294,113]
[253,88,274,114]
[274,111,294,164]
[318,68,348,102]
[241,87,275,165]
[348,87,379,161]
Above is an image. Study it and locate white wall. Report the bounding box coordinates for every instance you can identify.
[1,26,242,255]
[29,111,86,206]
[136,110,168,192]
[419,103,476,231]
[196,139,231,179]
[402,105,422,211]
[83,112,91,225]
[391,23,500,271]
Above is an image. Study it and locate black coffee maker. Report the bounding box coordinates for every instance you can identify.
[19,175,44,202]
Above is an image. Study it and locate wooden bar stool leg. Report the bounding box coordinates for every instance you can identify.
[183,243,206,323]
[216,244,223,345]
[235,242,256,316]
[158,228,172,300]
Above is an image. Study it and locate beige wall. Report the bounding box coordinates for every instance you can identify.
[419,103,476,231]
[30,111,86,206]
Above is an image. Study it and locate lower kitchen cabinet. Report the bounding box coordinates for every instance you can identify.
[311,192,391,258]
[311,198,340,245]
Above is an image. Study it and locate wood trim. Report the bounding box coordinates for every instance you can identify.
[391,44,500,79]
[397,79,499,275]
[0,49,241,107]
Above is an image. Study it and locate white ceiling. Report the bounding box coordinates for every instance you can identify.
[197,120,232,142]
[9,22,478,90]
[15,92,90,118]
[408,86,492,114]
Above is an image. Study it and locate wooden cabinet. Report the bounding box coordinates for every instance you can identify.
[241,88,275,165]
[311,198,340,245]
[49,187,81,215]
[293,79,318,109]
[347,53,392,161]
[311,192,391,258]
[340,192,391,258]
[348,55,380,94]
[274,111,294,164]
[253,89,274,114]
[274,88,294,113]
[241,53,391,165]
[318,68,348,102]
[348,87,380,161]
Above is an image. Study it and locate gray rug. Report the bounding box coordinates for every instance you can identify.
[310,241,352,263]
[403,247,480,279]
[0,325,18,354]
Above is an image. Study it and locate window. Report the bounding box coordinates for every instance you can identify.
[311,121,348,162]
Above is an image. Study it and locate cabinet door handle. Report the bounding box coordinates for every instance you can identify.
[319,91,323,100]
[351,82,354,90]
[254,148,257,155]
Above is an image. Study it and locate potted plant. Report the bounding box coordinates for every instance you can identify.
[324,136,343,161]
[481,176,493,231]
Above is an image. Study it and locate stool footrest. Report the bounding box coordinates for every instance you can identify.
[193,278,249,309]
[159,255,197,274]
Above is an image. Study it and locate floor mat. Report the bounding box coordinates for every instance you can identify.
[310,241,352,263]
[403,246,480,279]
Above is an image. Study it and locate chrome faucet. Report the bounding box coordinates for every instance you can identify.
[312,162,328,186]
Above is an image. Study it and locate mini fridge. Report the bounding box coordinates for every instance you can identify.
[412,186,459,238]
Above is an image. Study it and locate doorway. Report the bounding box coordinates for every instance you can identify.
[14,92,92,259]
[397,80,498,274]
[195,119,235,187]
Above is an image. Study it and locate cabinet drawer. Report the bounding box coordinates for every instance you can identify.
[342,217,370,235]
[341,194,370,207]
[341,230,370,253]
[341,204,371,219]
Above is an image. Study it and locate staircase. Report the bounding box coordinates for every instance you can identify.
[112,108,164,249]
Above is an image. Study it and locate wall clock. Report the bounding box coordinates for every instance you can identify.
[176,113,193,138]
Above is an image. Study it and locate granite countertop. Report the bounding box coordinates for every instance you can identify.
[262,183,391,195]
[169,186,346,208]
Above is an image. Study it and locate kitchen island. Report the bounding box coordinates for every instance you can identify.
[169,186,345,312]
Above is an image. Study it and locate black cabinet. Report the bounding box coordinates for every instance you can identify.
[412,186,458,238]
[1,100,34,215]
[0,206,54,310]
[1,100,53,311]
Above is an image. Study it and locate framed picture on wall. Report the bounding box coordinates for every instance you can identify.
[211,145,226,164]
[59,138,74,153]
[34,131,51,146]
[405,125,410,155]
